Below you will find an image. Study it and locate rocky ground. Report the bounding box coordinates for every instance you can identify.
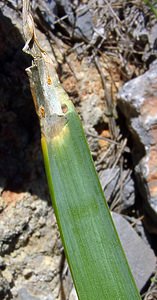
[0,0,157,299]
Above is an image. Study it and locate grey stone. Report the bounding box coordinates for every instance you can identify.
[0,257,5,270]
[73,4,94,41]
[0,194,62,299]
[131,217,150,246]
[0,273,11,299]
[69,287,78,300]
[57,1,93,41]
[40,0,57,30]
[17,287,54,300]
[81,95,103,128]
[112,212,156,291]
[118,61,157,231]
[18,288,40,300]
[39,0,94,41]
[100,168,135,209]
[123,171,135,208]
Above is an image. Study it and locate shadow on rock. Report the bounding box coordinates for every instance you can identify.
[0,12,50,204]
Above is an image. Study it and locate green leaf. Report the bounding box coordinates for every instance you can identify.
[143,0,157,18]
[41,109,140,300]
[22,1,141,298]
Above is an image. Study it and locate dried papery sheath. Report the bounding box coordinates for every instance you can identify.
[26,58,68,139]
[23,0,70,138]
[22,1,141,299]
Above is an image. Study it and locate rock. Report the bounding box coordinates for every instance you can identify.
[18,287,55,300]
[0,257,6,270]
[142,23,157,62]
[0,273,12,299]
[37,0,57,30]
[112,212,156,291]
[23,269,33,279]
[2,269,13,285]
[118,61,157,232]
[123,171,135,209]
[60,0,94,41]
[69,287,78,300]
[100,167,119,203]
[72,4,94,41]
[100,167,135,210]
[0,194,64,299]
[18,289,39,300]
[41,0,94,41]
[126,215,151,246]
[81,95,103,128]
